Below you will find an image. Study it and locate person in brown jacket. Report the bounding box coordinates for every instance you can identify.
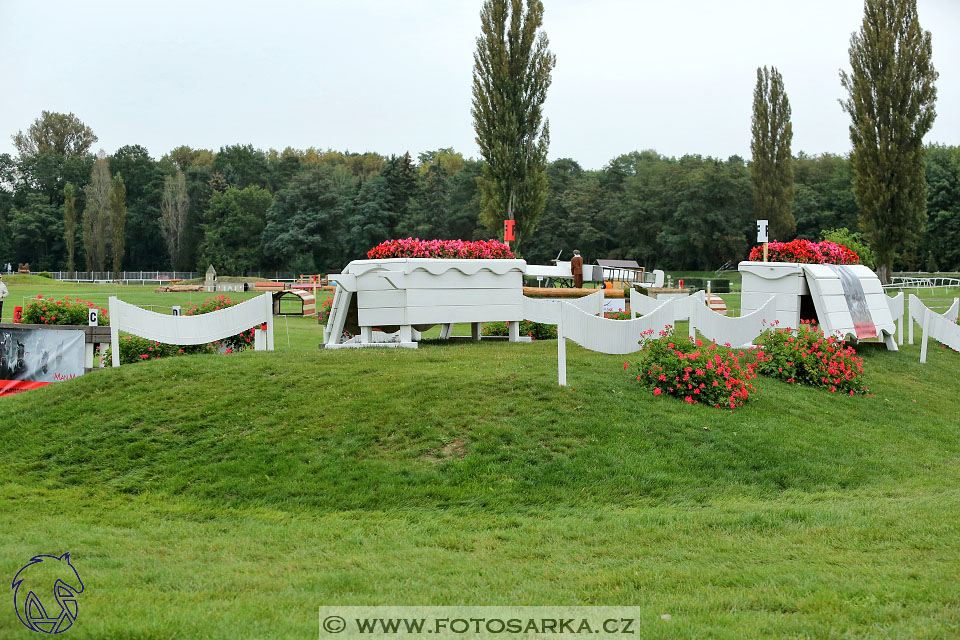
[571,250,584,288]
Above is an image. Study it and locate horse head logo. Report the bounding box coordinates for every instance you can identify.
[12,553,84,634]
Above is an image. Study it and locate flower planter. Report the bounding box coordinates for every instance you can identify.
[325,258,527,348]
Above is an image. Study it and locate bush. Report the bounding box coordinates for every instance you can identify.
[100,336,214,365]
[21,295,110,326]
[482,320,557,340]
[182,295,257,352]
[318,297,333,325]
[751,321,868,395]
[367,238,514,260]
[635,331,759,410]
[37,271,52,279]
[748,239,860,265]
[603,311,632,320]
[821,228,876,269]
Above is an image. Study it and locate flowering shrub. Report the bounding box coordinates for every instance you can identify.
[367,238,515,260]
[482,320,557,340]
[748,239,860,265]
[318,297,334,325]
[22,295,110,325]
[100,335,213,365]
[751,321,867,395]
[636,330,759,410]
[603,311,632,320]
[182,295,256,352]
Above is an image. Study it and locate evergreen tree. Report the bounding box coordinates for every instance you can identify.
[471,0,555,253]
[840,0,938,282]
[110,174,127,273]
[381,153,418,235]
[63,182,77,272]
[750,66,795,240]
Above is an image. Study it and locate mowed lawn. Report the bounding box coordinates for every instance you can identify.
[1,277,960,638]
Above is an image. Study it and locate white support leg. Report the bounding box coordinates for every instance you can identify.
[919,309,930,364]
[557,313,567,386]
[399,325,413,343]
[508,321,520,342]
[360,326,372,344]
[440,323,453,340]
[471,322,482,341]
[883,331,898,352]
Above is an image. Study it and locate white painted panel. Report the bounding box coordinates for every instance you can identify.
[357,289,406,308]
[405,288,523,308]
[400,271,523,290]
[691,295,776,347]
[358,307,406,326]
[525,291,604,324]
[407,304,523,325]
[559,299,676,355]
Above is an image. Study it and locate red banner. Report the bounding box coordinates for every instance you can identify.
[0,380,51,396]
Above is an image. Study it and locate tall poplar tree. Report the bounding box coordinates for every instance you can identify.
[110,174,127,274]
[161,169,190,269]
[63,182,77,272]
[472,0,555,253]
[83,151,112,272]
[750,66,795,240]
[840,0,937,282]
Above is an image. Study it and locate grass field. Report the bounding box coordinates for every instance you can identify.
[1,276,959,638]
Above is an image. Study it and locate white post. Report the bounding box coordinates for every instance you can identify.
[471,322,482,341]
[557,305,567,386]
[508,320,520,342]
[909,295,915,345]
[109,297,120,367]
[919,308,930,364]
[264,293,275,350]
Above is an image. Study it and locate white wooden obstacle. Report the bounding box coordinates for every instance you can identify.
[557,298,677,385]
[740,261,897,350]
[908,295,960,363]
[108,294,274,366]
[522,291,605,324]
[688,295,777,348]
[886,292,905,346]
[628,289,705,324]
[324,258,527,348]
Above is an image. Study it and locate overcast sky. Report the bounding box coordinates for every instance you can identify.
[1,0,957,170]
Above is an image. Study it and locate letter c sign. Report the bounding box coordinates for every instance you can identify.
[88,309,99,326]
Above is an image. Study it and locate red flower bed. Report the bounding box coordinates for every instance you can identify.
[748,239,860,265]
[367,238,515,260]
[636,329,759,410]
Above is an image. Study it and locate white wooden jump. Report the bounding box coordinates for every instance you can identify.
[108,294,274,367]
[907,294,960,363]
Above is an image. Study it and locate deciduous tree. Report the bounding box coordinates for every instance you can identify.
[12,111,97,158]
[82,151,111,272]
[63,183,77,272]
[751,66,795,240]
[161,169,190,269]
[472,0,555,253]
[110,175,127,273]
[840,0,938,281]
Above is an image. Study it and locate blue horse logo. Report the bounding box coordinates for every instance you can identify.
[12,553,84,634]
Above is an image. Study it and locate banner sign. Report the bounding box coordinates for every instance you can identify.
[0,327,86,396]
[831,265,877,339]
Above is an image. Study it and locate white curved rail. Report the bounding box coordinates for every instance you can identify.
[908,295,960,363]
[522,291,604,324]
[689,295,776,348]
[109,294,273,366]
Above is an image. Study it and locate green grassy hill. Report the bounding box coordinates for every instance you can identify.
[2,325,960,637]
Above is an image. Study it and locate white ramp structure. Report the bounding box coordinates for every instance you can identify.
[109,294,274,366]
[908,295,960,363]
[739,261,898,350]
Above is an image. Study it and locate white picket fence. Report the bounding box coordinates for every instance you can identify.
[108,294,274,366]
[522,291,605,324]
[907,294,960,363]
[688,296,777,348]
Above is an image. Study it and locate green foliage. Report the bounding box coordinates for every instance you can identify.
[110,174,127,273]
[198,186,272,275]
[820,227,876,269]
[11,110,97,158]
[82,152,111,272]
[792,153,858,240]
[841,0,938,281]
[37,271,51,278]
[472,0,555,253]
[753,323,868,395]
[62,182,77,272]
[103,334,214,364]
[8,194,63,271]
[481,320,557,340]
[751,66,795,240]
[110,145,165,270]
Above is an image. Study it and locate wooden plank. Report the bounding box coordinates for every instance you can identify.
[405,288,523,308]
[406,304,523,325]
[357,290,406,309]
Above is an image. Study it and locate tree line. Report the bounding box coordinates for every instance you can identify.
[1,126,958,274]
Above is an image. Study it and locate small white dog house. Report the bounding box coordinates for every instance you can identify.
[739,261,897,350]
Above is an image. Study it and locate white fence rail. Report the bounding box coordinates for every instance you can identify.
[907,295,960,363]
[689,295,776,348]
[885,276,960,290]
[522,291,604,324]
[108,294,274,366]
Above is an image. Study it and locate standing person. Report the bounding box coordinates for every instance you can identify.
[571,250,584,288]
[0,274,7,320]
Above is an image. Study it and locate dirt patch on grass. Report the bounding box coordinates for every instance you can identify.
[423,439,468,462]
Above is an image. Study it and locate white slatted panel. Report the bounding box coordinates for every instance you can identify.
[522,291,604,324]
[559,298,676,355]
[110,294,273,366]
[689,295,776,348]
